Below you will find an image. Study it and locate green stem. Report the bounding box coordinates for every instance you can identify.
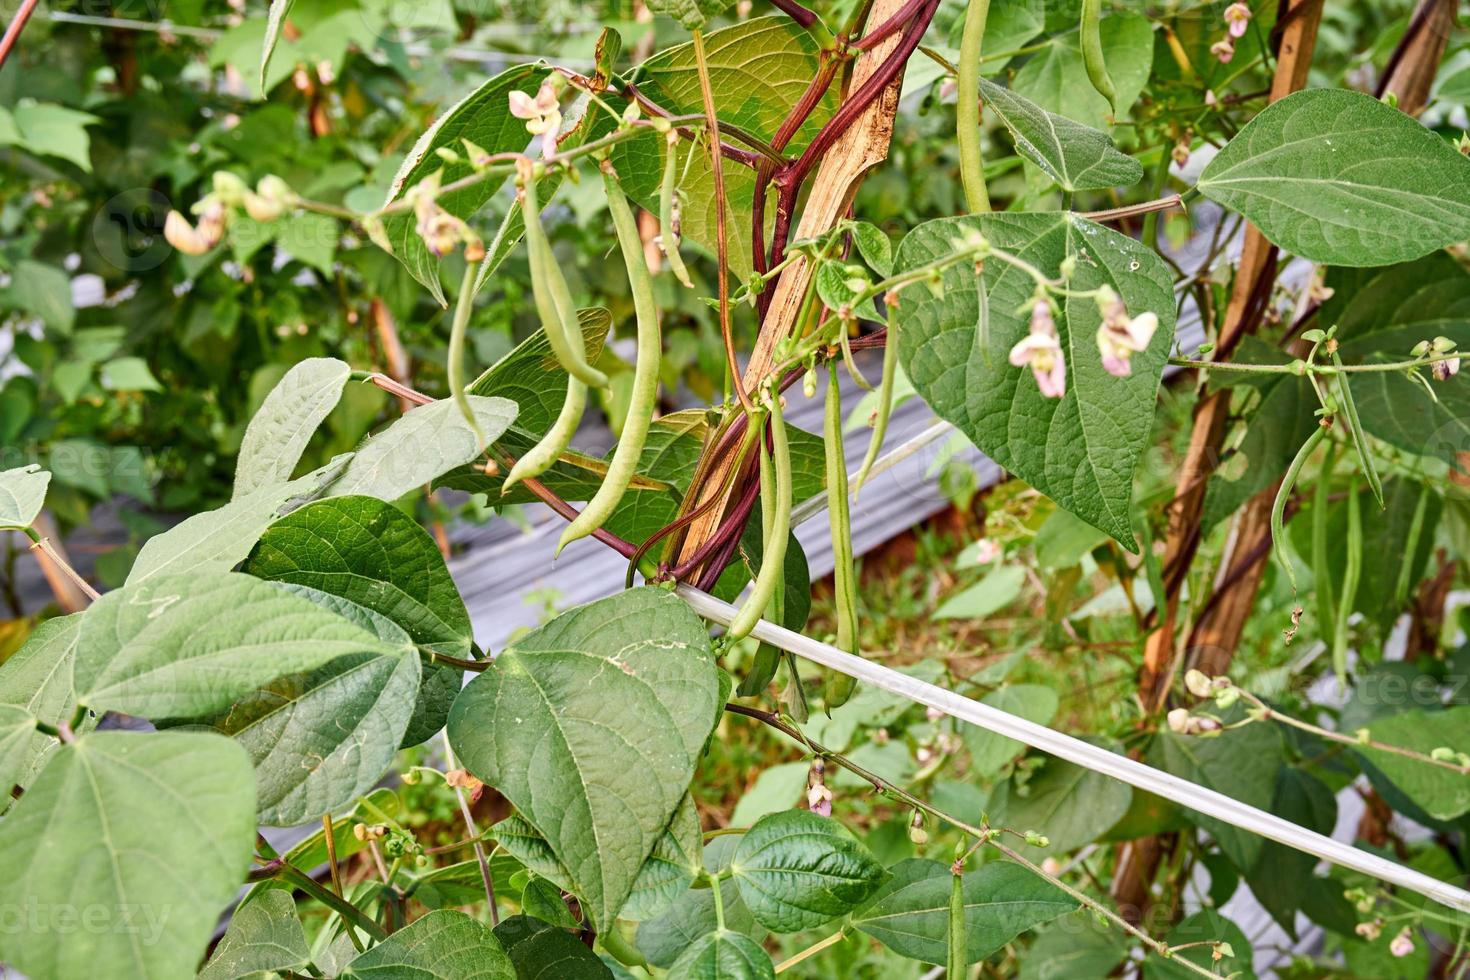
[600,926,648,968]
[1272,422,1328,595]
[774,928,847,973]
[278,864,388,943]
[956,0,992,213]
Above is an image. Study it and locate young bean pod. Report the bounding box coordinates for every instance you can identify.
[1332,476,1363,688]
[519,163,608,388]
[502,376,586,494]
[853,315,898,497]
[1311,440,1337,642]
[727,394,791,644]
[1272,421,1328,594]
[556,164,663,554]
[659,131,694,289]
[825,363,859,709]
[447,260,486,448]
[737,424,787,696]
[1080,0,1117,113]
[947,863,967,980]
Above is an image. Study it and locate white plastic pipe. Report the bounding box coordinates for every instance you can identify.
[677,583,1470,915]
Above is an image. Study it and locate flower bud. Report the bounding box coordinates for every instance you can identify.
[212,171,248,206]
[1023,831,1049,848]
[908,811,928,845]
[1184,669,1213,699]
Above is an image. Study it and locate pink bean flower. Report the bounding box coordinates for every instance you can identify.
[1095,286,1159,378]
[1010,299,1066,398]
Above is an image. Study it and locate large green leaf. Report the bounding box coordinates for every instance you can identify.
[469,308,615,439]
[1150,724,1283,869]
[894,213,1174,548]
[74,571,406,719]
[343,909,515,979]
[0,613,81,790]
[614,18,837,279]
[494,915,614,979]
[1011,13,1154,129]
[728,809,888,933]
[322,395,516,502]
[381,65,548,304]
[447,587,721,932]
[233,357,349,499]
[989,756,1132,855]
[0,463,49,528]
[488,793,704,923]
[636,835,761,968]
[205,639,420,825]
[852,858,1077,964]
[964,684,1059,776]
[199,889,310,980]
[0,704,37,795]
[667,930,774,980]
[245,494,472,743]
[1358,707,1470,821]
[1198,88,1470,266]
[1018,914,1128,980]
[0,731,256,980]
[980,80,1142,192]
[127,457,348,585]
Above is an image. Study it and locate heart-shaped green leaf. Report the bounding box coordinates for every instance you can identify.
[75,571,405,719]
[980,80,1142,192]
[729,809,889,932]
[894,212,1174,549]
[0,731,256,980]
[199,889,311,980]
[343,909,514,979]
[852,859,1077,964]
[233,357,349,499]
[447,586,720,932]
[0,613,82,791]
[1198,88,1470,266]
[667,929,774,980]
[0,463,49,529]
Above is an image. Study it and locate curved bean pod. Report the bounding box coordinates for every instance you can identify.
[447,260,485,448]
[556,165,663,554]
[519,166,609,388]
[502,376,587,494]
[659,131,694,289]
[824,363,859,709]
[727,395,790,644]
[853,316,898,497]
[1080,0,1117,113]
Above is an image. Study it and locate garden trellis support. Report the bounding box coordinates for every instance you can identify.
[676,583,1470,917]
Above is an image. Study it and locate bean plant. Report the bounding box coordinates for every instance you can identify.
[3,0,1470,978]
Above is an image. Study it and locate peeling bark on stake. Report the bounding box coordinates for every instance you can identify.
[1121,0,1324,922]
[675,0,913,573]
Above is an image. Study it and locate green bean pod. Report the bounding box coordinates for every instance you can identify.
[737,423,787,696]
[1273,421,1327,594]
[502,376,586,494]
[659,131,694,289]
[1332,477,1363,688]
[1311,440,1337,643]
[520,169,609,388]
[1080,0,1117,113]
[824,364,859,710]
[853,315,898,497]
[727,397,791,643]
[947,863,967,980]
[447,260,486,448]
[556,165,664,554]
